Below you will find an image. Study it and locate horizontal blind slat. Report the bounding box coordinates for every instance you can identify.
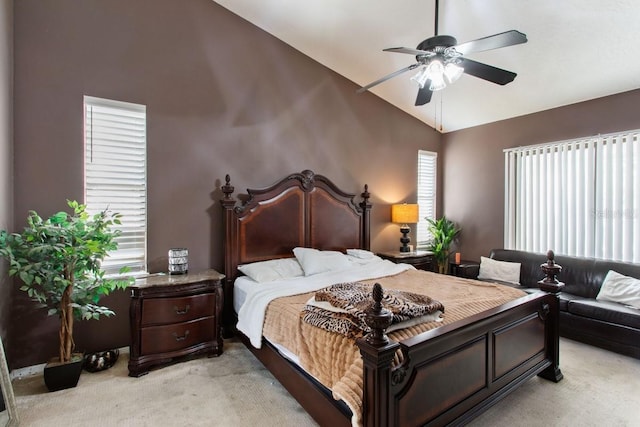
[85,96,147,275]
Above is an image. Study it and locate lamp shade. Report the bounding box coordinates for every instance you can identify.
[391,204,419,224]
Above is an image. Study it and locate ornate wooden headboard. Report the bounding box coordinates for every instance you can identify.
[219,170,371,323]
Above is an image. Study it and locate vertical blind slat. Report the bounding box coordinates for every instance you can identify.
[504,129,640,263]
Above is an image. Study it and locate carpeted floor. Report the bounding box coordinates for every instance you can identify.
[9,337,640,426]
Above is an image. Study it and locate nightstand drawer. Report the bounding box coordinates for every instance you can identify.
[141,293,215,326]
[140,316,216,355]
[404,258,432,271]
[378,250,434,272]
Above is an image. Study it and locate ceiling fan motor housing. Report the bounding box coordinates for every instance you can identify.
[416,35,457,53]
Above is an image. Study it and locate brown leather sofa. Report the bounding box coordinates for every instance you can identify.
[461,249,640,359]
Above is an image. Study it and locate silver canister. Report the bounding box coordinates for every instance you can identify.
[168,248,188,275]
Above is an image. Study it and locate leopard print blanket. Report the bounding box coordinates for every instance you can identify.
[301,282,444,339]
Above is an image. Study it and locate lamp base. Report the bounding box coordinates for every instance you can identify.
[399,226,411,253]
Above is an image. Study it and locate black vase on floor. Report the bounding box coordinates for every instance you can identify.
[43,354,84,392]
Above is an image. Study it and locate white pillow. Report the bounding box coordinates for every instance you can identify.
[477,256,521,285]
[346,249,376,259]
[293,247,352,276]
[596,270,640,309]
[237,258,304,283]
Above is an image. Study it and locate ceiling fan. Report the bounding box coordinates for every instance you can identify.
[356,0,527,106]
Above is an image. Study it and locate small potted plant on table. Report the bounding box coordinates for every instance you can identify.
[0,200,131,391]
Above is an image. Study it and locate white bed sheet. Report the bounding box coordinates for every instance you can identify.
[235,258,415,348]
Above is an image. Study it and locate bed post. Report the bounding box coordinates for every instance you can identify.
[537,249,564,382]
[360,184,372,250]
[357,283,399,427]
[220,174,237,335]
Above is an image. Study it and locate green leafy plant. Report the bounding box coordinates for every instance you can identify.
[0,200,131,364]
[426,216,461,274]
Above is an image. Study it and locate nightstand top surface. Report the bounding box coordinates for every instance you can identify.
[131,269,225,289]
[378,250,433,259]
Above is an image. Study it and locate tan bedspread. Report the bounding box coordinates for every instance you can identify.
[261,269,527,427]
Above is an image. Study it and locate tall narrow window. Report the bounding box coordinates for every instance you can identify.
[84,96,147,275]
[416,150,437,248]
[504,129,640,263]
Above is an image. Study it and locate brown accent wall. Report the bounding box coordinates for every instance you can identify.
[442,89,640,262]
[11,0,439,368]
[0,0,13,347]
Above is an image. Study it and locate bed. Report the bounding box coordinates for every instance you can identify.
[220,169,563,427]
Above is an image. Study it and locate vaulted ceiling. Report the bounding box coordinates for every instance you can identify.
[212,0,640,133]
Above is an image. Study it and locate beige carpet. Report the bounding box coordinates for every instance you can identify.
[9,337,640,426]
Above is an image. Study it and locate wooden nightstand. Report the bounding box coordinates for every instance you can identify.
[378,250,434,271]
[128,269,224,377]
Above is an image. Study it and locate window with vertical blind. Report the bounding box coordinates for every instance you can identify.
[416,150,437,248]
[504,129,640,263]
[84,96,147,275]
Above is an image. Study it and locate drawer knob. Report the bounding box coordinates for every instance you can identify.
[174,304,190,315]
[172,330,190,341]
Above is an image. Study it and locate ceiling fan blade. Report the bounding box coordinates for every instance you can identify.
[460,58,517,85]
[356,63,420,93]
[454,30,527,55]
[415,84,433,106]
[383,47,436,57]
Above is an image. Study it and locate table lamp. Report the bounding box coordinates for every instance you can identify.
[391,203,419,253]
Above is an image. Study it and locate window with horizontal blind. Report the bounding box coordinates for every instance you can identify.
[504,129,640,263]
[84,96,147,275]
[416,150,437,248]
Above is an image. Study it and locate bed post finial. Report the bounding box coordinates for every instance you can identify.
[222,174,234,199]
[364,283,393,346]
[361,184,370,201]
[538,249,564,294]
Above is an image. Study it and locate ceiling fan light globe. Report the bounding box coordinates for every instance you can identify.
[444,63,464,84]
[410,67,430,89]
[429,77,446,91]
[426,60,446,91]
[426,60,444,77]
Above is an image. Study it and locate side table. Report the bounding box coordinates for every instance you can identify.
[128,269,225,377]
[377,250,434,271]
[450,260,480,278]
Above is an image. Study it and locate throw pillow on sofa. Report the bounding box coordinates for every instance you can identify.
[477,256,521,285]
[596,270,640,309]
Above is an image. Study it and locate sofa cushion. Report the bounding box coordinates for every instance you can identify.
[477,256,521,285]
[557,292,586,312]
[567,299,640,329]
[489,249,547,289]
[596,270,640,309]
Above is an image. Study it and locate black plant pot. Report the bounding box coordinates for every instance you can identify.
[43,354,84,392]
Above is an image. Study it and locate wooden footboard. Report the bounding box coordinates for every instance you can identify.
[359,292,561,426]
[358,252,564,427]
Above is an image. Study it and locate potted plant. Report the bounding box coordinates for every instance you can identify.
[0,200,131,391]
[426,216,461,274]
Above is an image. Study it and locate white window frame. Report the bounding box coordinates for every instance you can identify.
[84,96,148,275]
[504,129,640,263]
[416,150,437,248]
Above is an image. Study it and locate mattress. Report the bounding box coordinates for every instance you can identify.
[233,275,257,314]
